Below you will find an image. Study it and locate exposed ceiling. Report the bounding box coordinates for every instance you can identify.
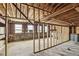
[0,3,79,26]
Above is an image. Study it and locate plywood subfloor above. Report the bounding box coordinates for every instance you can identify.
[0,40,79,56]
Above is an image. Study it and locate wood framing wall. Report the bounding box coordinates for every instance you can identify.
[8,21,69,43]
[0,3,73,55]
[34,24,69,53]
[8,22,49,42]
[54,26,69,44]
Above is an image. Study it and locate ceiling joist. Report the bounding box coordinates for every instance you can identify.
[22,3,52,13]
[42,4,75,21]
[1,3,79,26]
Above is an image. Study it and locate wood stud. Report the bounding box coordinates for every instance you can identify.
[33,5,35,53]
[50,25,52,47]
[61,26,62,43]
[5,3,8,56]
[43,24,45,49]
[38,4,41,51]
[38,24,40,51]
[47,25,49,48]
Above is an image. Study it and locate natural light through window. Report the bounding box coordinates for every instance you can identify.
[0,27,5,34]
[15,24,22,33]
[28,25,34,33]
[37,26,42,32]
[45,26,48,32]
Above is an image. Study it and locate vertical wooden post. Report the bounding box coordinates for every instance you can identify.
[38,4,40,51]
[53,25,56,46]
[38,24,40,51]
[43,24,45,49]
[60,26,62,43]
[33,6,35,53]
[5,3,8,56]
[42,11,45,49]
[62,27,64,42]
[47,24,49,48]
[55,26,57,45]
[50,25,52,47]
[69,26,72,40]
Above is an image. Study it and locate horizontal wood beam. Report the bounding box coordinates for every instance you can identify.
[69,17,79,22]
[46,18,72,25]
[66,15,79,21]
[62,12,78,20]
[73,21,79,25]
[0,15,71,26]
[55,13,79,22]
[0,15,33,20]
[12,3,33,24]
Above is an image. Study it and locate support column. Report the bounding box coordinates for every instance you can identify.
[38,24,40,51]
[33,5,35,53]
[43,24,45,49]
[60,26,62,43]
[47,24,49,48]
[50,25,52,47]
[5,3,8,56]
[38,4,41,51]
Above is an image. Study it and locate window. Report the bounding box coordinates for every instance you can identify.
[27,25,34,33]
[37,25,42,32]
[0,27,5,34]
[15,24,22,33]
[45,26,48,32]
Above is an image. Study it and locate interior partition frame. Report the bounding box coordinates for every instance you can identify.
[33,23,70,53]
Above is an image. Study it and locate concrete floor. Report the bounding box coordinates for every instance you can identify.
[0,39,79,56]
